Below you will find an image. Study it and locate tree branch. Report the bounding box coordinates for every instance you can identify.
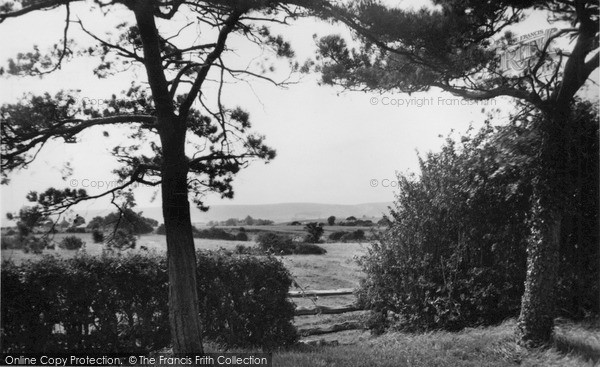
[0,0,77,23]
[2,114,156,168]
[178,10,242,119]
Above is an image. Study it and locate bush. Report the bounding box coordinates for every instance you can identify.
[23,236,47,254]
[155,223,166,235]
[232,244,264,255]
[234,232,249,241]
[256,232,295,254]
[92,229,104,243]
[329,230,365,242]
[1,250,296,352]
[59,236,84,250]
[304,222,324,243]
[294,243,327,255]
[192,227,247,241]
[85,209,157,235]
[256,232,327,255]
[358,104,599,332]
[341,230,365,242]
[65,227,86,233]
[1,236,18,249]
[106,229,136,250]
[328,231,347,241]
[196,250,297,348]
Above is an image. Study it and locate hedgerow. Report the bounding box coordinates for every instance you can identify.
[1,250,297,352]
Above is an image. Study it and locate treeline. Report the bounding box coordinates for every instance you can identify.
[87,209,158,234]
[359,101,599,332]
[290,216,384,227]
[207,215,274,226]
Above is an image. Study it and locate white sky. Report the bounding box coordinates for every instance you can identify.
[0,2,595,215]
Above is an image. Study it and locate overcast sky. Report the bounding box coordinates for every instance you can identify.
[1,2,593,216]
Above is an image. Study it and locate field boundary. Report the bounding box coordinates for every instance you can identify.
[290,288,366,336]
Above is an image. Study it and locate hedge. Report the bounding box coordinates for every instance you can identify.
[1,250,297,353]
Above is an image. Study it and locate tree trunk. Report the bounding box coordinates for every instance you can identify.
[517,108,568,347]
[517,207,562,346]
[132,1,204,353]
[161,124,204,353]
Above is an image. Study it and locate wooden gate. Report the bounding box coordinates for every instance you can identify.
[289,288,365,337]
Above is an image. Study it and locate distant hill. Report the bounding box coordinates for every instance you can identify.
[72,202,393,225]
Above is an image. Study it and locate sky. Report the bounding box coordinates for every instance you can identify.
[0,1,595,216]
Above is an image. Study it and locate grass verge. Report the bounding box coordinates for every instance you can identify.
[273,319,600,367]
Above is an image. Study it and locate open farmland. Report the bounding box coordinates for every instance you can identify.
[1,232,372,345]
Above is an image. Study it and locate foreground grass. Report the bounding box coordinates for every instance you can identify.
[273,319,600,367]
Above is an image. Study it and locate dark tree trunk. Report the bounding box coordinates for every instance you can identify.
[133,2,204,353]
[517,107,569,347]
[161,122,203,353]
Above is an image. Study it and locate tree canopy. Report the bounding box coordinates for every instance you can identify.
[316,0,598,110]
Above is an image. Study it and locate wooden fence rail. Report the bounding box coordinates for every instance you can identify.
[290,288,366,336]
[288,288,355,298]
[295,304,361,316]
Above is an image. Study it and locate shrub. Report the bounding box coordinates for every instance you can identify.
[92,229,104,243]
[1,236,18,249]
[232,244,264,255]
[196,251,297,348]
[1,250,296,352]
[59,236,84,250]
[358,105,599,332]
[86,209,157,235]
[192,227,247,241]
[341,230,365,242]
[304,222,324,243]
[328,231,347,241]
[256,232,295,254]
[234,231,249,241]
[106,229,136,250]
[65,227,86,233]
[294,243,327,255]
[329,230,365,242]
[23,236,47,254]
[1,235,46,253]
[155,223,166,235]
[353,229,365,240]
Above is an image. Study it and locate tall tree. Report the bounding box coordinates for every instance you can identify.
[315,0,598,346]
[0,0,327,352]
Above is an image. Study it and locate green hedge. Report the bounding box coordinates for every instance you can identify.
[1,250,297,353]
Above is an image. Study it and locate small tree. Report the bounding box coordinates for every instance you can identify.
[244,215,255,226]
[327,215,336,226]
[92,229,104,243]
[304,222,324,243]
[59,236,84,250]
